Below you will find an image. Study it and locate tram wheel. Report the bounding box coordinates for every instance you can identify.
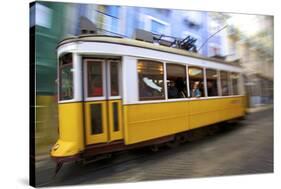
[150,145,159,152]
[166,138,180,148]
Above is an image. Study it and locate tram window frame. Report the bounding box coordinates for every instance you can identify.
[220,71,230,96]
[166,63,188,99]
[59,53,74,101]
[137,60,165,101]
[188,66,205,98]
[108,60,121,97]
[231,72,240,95]
[86,60,105,98]
[206,68,219,97]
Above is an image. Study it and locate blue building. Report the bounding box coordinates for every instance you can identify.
[77,5,227,57]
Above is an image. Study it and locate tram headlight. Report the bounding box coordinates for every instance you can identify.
[53,143,60,151]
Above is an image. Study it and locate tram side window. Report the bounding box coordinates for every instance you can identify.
[110,62,119,96]
[166,64,187,99]
[188,67,205,97]
[87,61,103,97]
[220,71,230,96]
[59,53,73,100]
[231,72,239,95]
[138,60,165,101]
[206,69,218,97]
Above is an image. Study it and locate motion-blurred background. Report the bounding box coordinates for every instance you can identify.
[30,1,273,160]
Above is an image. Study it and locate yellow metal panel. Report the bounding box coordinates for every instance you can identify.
[189,97,245,129]
[189,98,221,129]
[123,96,246,145]
[124,101,189,144]
[108,100,123,141]
[123,104,129,145]
[189,111,220,129]
[84,101,108,145]
[51,102,84,157]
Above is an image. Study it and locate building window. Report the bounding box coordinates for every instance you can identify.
[144,15,170,35]
[30,3,53,28]
[151,20,166,34]
[183,11,203,30]
[188,67,205,97]
[220,71,230,96]
[138,60,165,101]
[206,69,219,96]
[97,5,120,33]
[231,72,239,95]
[106,6,119,33]
[166,64,187,99]
[59,53,73,101]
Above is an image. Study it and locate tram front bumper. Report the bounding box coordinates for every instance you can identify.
[50,139,80,159]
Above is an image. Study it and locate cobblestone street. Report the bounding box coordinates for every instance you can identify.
[36,108,273,187]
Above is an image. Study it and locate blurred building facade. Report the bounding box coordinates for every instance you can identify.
[225,16,273,107]
[77,4,227,57]
[30,2,74,155]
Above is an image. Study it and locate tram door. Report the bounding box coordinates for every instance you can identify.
[83,59,123,145]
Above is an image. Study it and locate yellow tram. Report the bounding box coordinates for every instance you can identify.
[50,34,246,169]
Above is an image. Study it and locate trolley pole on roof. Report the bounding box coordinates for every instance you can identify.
[198,25,228,52]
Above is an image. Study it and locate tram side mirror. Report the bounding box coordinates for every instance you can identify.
[79,16,97,35]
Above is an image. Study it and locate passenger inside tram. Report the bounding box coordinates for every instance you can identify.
[168,81,178,98]
[167,77,187,99]
[139,79,153,97]
[207,80,218,96]
[175,77,187,98]
[191,81,202,97]
[139,78,164,100]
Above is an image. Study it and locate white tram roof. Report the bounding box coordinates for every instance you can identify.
[58,35,242,68]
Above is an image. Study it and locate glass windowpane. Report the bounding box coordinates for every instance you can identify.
[110,62,119,96]
[112,102,119,132]
[138,60,165,101]
[220,71,230,96]
[189,67,205,97]
[166,64,187,99]
[90,104,103,135]
[231,72,239,95]
[87,61,103,97]
[59,53,73,100]
[206,69,218,96]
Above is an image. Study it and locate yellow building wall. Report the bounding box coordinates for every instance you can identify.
[123,96,245,145]
[35,95,58,156]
